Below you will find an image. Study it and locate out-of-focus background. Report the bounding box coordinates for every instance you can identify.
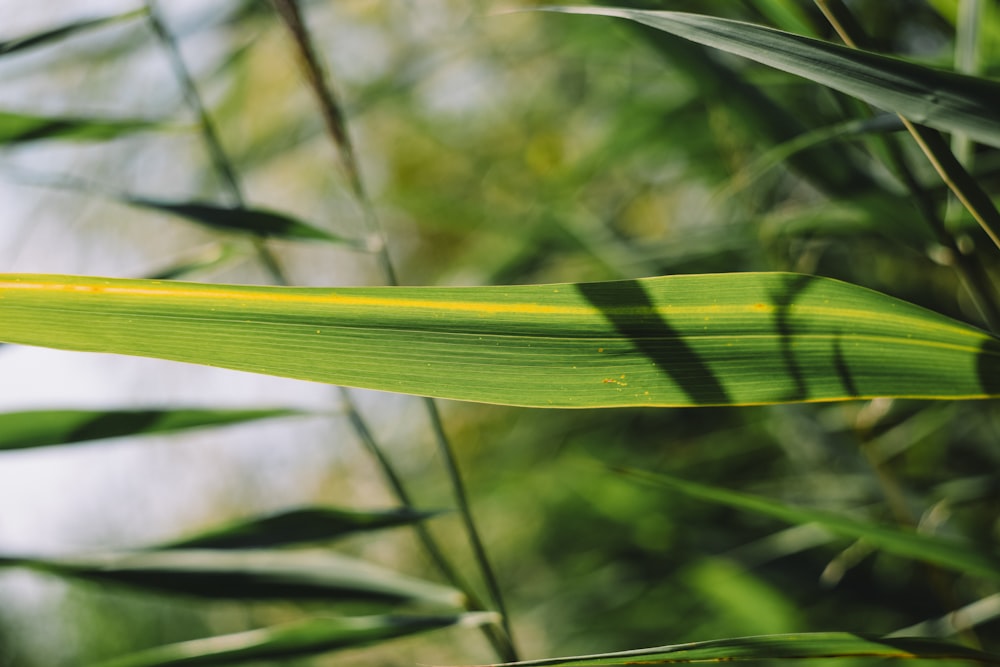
[1,1,999,665]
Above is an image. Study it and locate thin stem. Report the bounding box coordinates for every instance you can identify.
[145,0,289,285]
[268,0,518,660]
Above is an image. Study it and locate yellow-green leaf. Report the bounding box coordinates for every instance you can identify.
[0,273,998,408]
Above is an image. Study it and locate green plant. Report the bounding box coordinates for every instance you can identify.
[1,2,999,666]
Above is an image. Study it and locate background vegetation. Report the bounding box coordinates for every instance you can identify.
[1,1,999,666]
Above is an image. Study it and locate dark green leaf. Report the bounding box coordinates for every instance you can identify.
[0,9,147,56]
[0,110,162,144]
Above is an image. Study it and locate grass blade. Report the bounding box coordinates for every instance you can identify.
[1,273,999,407]
[615,468,1000,582]
[96,613,497,667]
[0,550,464,607]
[0,8,147,56]
[0,110,162,144]
[124,198,360,245]
[156,506,441,550]
[463,632,1000,667]
[542,7,1000,148]
[0,408,301,452]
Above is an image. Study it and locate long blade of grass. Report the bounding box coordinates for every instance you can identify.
[463,632,1000,667]
[124,198,361,245]
[156,506,441,550]
[96,612,497,667]
[1,273,999,407]
[0,550,463,607]
[0,110,162,144]
[0,408,301,452]
[615,468,1000,582]
[541,7,1000,149]
[0,8,147,56]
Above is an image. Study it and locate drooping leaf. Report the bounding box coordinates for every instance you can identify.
[124,198,361,245]
[0,9,147,56]
[542,8,1000,148]
[616,468,1000,582]
[1,273,999,407]
[0,110,162,144]
[0,550,463,607]
[0,408,301,452]
[463,632,1000,667]
[156,507,440,550]
[96,613,496,667]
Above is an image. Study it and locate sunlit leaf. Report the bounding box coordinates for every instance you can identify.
[157,507,440,550]
[0,408,301,452]
[616,468,1000,582]
[464,632,1000,667]
[0,9,147,56]
[0,110,162,144]
[0,550,464,607]
[96,613,497,667]
[543,7,1000,148]
[1,273,999,407]
[124,198,361,245]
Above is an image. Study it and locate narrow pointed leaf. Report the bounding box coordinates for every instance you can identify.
[617,468,1000,582]
[0,550,463,607]
[124,198,360,245]
[464,632,1000,667]
[0,9,147,56]
[97,613,497,667]
[0,110,161,144]
[157,507,440,550]
[543,7,1000,148]
[0,408,301,452]
[1,273,999,407]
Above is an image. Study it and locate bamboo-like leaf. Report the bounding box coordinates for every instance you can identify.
[1,273,999,407]
[464,632,1000,667]
[0,550,463,607]
[0,110,161,144]
[616,468,1000,582]
[0,408,301,452]
[124,198,360,245]
[0,9,147,56]
[542,7,1000,148]
[96,613,497,667]
[157,507,440,550]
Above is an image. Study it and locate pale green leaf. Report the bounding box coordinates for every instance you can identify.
[96,613,496,667]
[0,110,161,144]
[464,632,1000,667]
[0,273,998,407]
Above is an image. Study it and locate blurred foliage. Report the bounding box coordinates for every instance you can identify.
[1,1,999,666]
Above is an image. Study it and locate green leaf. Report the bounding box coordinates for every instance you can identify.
[0,9,147,56]
[0,550,464,607]
[156,507,440,550]
[124,198,361,245]
[464,632,1000,667]
[542,7,1000,148]
[0,408,301,452]
[616,468,1000,582]
[1,273,999,407]
[96,613,496,667]
[0,110,161,144]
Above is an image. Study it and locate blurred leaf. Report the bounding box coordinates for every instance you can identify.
[96,613,497,667]
[0,8,147,56]
[616,467,1000,582]
[0,550,464,607]
[157,507,441,550]
[0,110,162,144]
[465,632,1000,666]
[545,8,1000,148]
[0,408,301,452]
[2,273,1000,407]
[124,198,362,245]
[144,244,240,281]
